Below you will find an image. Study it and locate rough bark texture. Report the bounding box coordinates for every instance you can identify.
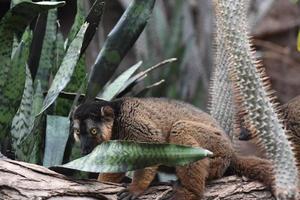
[0,157,274,200]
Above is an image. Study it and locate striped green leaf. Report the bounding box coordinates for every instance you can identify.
[98,61,142,100]
[86,0,156,100]
[38,22,89,115]
[55,140,212,173]
[0,30,31,144]
[0,0,65,146]
[11,65,33,150]
[43,115,70,167]
[35,5,58,91]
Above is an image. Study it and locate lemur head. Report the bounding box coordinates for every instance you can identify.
[72,100,115,155]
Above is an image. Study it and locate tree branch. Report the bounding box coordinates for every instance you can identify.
[0,157,274,199]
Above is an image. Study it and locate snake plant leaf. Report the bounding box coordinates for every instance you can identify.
[53,140,213,173]
[55,0,105,116]
[0,30,31,144]
[0,2,64,139]
[18,81,44,163]
[117,58,176,98]
[0,1,65,93]
[67,0,85,46]
[80,0,105,56]
[86,0,156,100]
[11,64,33,150]
[0,0,64,63]
[43,115,70,167]
[68,0,104,56]
[35,6,58,91]
[38,22,89,115]
[98,61,142,101]
[27,13,47,80]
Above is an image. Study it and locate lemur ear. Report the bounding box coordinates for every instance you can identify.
[100,106,114,119]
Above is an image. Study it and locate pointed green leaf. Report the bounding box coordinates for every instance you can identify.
[0,1,65,75]
[11,71,43,161]
[80,0,105,56]
[43,115,70,167]
[67,0,104,56]
[38,22,89,115]
[54,140,212,173]
[99,61,142,100]
[19,81,44,163]
[11,65,34,149]
[0,1,65,143]
[67,0,85,45]
[0,31,31,143]
[117,58,176,97]
[27,13,47,80]
[86,0,156,100]
[32,81,44,117]
[55,1,105,116]
[35,6,58,91]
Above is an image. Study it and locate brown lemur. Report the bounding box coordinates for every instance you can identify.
[72,97,274,200]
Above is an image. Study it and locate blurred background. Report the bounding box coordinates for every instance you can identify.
[1,0,299,108]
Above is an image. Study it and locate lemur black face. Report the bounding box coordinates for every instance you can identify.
[72,101,115,155]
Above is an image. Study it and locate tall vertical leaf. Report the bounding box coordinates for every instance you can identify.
[0,0,65,148]
[98,61,142,101]
[43,115,70,167]
[0,31,31,147]
[35,5,58,90]
[86,0,156,100]
[38,23,89,115]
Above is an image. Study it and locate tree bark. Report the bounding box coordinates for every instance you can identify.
[0,157,274,200]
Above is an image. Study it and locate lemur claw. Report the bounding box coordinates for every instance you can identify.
[117,188,140,200]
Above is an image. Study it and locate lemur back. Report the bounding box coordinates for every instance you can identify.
[114,97,228,140]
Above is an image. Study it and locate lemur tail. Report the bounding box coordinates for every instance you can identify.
[230,154,274,190]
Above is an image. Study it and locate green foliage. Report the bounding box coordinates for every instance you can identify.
[55,141,212,173]
[99,61,142,101]
[54,0,104,116]
[35,7,58,91]
[1,32,30,138]
[0,0,65,146]
[39,22,88,115]
[86,0,156,100]
[1,0,192,176]
[11,65,33,151]
[43,115,70,167]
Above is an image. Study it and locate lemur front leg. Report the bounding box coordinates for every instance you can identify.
[118,166,158,200]
[98,172,125,183]
[117,117,165,200]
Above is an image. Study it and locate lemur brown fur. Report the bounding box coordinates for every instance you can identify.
[281,95,300,170]
[72,97,274,200]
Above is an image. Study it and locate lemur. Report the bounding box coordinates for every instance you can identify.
[72,97,274,200]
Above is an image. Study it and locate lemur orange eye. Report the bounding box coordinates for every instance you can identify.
[90,128,97,135]
[74,129,80,135]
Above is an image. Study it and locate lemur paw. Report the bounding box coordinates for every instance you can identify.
[117,186,144,200]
